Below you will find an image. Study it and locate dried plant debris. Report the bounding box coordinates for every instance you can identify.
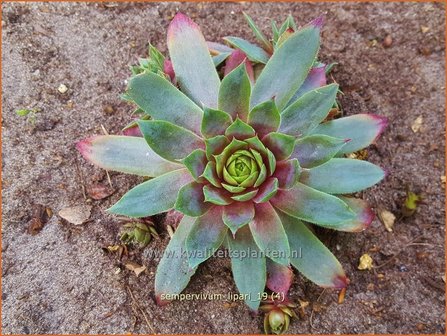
[59,204,92,225]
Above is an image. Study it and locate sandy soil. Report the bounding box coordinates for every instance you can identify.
[2,1,445,334]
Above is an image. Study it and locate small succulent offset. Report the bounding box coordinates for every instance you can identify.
[77,11,387,330]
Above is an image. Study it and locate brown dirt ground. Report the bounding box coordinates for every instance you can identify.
[1,1,446,334]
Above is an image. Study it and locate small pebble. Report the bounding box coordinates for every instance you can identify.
[58,83,68,94]
[383,34,392,48]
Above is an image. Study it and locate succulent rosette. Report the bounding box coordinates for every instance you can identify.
[77,13,387,312]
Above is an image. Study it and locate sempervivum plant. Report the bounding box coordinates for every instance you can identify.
[77,12,387,328]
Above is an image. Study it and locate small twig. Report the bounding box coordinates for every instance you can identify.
[309,289,326,329]
[126,285,156,334]
[105,170,113,188]
[100,124,109,135]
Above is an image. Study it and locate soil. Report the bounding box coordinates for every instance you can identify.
[1,1,445,334]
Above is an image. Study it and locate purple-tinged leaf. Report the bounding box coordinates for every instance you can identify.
[270,182,355,227]
[227,225,266,311]
[279,84,339,136]
[175,182,212,217]
[231,189,258,202]
[224,49,255,82]
[250,25,320,111]
[205,135,230,160]
[108,169,193,218]
[273,159,301,189]
[335,196,375,232]
[224,36,270,64]
[292,135,349,168]
[155,215,196,305]
[287,65,327,106]
[168,13,220,108]
[277,209,349,288]
[219,62,251,121]
[138,120,205,162]
[247,100,280,137]
[266,259,293,295]
[76,135,182,177]
[262,132,296,161]
[203,185,233,205]
[309,114,388,154]
[225,118,256,140]
[253,177,279,203]
[300,158,385,194]
[201,162,221,188]
[122,124,143,137]
[222,201,255,234]
[127,72,203,135]
[163,59,175,83]
[201,107,233,138]
[186,206,227,268]
[182,149,207,181]
[249,202,290,266]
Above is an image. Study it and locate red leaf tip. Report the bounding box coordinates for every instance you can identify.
[360,206,375,231]
[332,274,350,289]
[310,16,324,29]
[155,294,171,306]
[75,137,93,157]
[168,12,198,38]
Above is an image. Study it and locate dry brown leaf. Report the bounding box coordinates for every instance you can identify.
[125,262,146,277]
[377,208,396,232]
[87,183,114,200]
[411,116,423,133]
[59,205,92,225]
[420,25,430,33]
[358,254,374,270]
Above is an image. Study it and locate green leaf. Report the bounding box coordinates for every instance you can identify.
[182,149,207,180]
[277,210,348,288]
[223,36,270,64]
[292,135,348,168]
[155,215,196,305]
[231,189,258,202]
[222,201,255,234]
[270,182,356,227]
[279,84,339,136]
[218,62,251,121]
[108,169,193,218]
[225,118,256,140]
[300,158,385,194]
[213,52,231,67]
[175,182,212,217]
[266,148,276,176]
[76,135,182,177]
[262,132,296,161]
[186,206,227,268]
[309,114,388,154]
[203,185,233,205]
[253,164,267,188]
[249,202,290,266]
[222,183,245,193]
[200,162,221,187]
[205,135,230,160]
[227,225,266,311]
[247,100,280,137]
[167,13,220,108]
[244,136,267,156]
[253,177,279,203]
[250,24,320,111]
[126,72,203,135]
[201,107,232,138]
[243,12,272,52]
[138,120,205,162]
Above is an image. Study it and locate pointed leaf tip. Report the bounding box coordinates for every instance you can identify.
[332,274,350,289]
[310,16,324,29]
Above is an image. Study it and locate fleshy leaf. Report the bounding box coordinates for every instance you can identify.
[213,52,231,67]
[253,177,279,203]
[126,72,203,135]
[175,182,212,217]
[219,62,251,121]
[279,84,339,136]
[225,118,256,140]
[250,24,320,111]
[108,169,193,217]
[231,189,258,202]
[201,107,233,138]
[155,215,196,305]
[200,162,221,187]
[253,164,267,188]
[286,65,327,107]
[203,185,233,205]
[270,182,355,227]
[207,41,234,54]
[243,12,273,52]
[292,135,349,168]
[266,148,276,176]
[222,183,245,193]
[277,210,348,288]
[205,135,230,160]
[224,50,255,82]
[309,114,388,154]
[223,36,270,64]
[247,100,280,137]
[300,158,385,194]
[336,196,375,232]
[249,202,290,266]
[167,13,220,108]
[215,138,247,177]
[182,149,207,180]
[245,136,267,156]
[262,132,296,161]
[273,159,301,189]
[186,206,227,268]
[222,201,255,234]
[266,259,293,295]
[76,135,182,177]
[227,225,266,311]
[138,120,205,162]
